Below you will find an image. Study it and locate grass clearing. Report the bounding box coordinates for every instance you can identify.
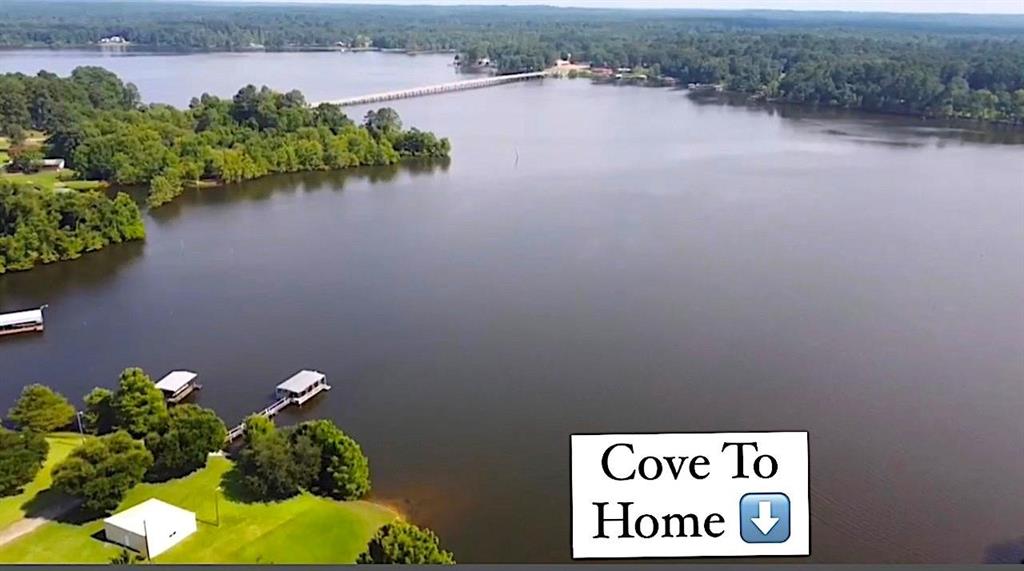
[1,132,105,190]
[0,433,83,530]
[0,456,397,563]
[0,170,106,192]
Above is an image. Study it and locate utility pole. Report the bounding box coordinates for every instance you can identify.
[142,519,151,562]
[214,486,221,527]
[75,411,86,442]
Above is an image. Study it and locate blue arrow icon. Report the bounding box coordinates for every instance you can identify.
[740,493,790,543]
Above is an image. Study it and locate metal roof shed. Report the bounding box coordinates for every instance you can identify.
[154,371,200,403]
[275,370,330,406]
[0,309,43,328]
[0,307,45,337]
[103,498,197,558]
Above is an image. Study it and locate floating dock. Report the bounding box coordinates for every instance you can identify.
[0,305,47,337]
[225,370,331,442]
[155,370,202,404]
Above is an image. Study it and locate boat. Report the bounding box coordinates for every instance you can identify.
[0,305,47,337]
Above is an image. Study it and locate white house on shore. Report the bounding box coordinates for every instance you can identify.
[103,499,197,558]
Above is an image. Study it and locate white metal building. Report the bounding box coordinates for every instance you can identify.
[275,369,331,406]
[154,370,200,403]
[0,307,45,337]
[103,498,197,558]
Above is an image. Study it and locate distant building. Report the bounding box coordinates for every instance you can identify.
[98,35,128,45]
[39,158,65,171]
[103,499,197,559]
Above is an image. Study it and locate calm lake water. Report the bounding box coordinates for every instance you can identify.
[1,50,1023,563]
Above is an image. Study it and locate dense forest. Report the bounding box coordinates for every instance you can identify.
[1,3,1022,123]
[0,181,145,274]
[0,67,449,272]
[0,67,450,207]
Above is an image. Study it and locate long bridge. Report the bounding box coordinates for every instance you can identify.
[314,71,547,107]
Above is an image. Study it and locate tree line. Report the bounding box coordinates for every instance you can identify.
[0,67,449,273]
[0,181,145,274]
[0,3,1021,122]
[0,375,454,564]
[0,67,451,208]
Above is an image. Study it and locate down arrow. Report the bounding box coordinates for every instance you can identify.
[752,500,779,535]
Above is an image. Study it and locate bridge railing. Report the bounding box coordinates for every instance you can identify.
[315,71,547,107]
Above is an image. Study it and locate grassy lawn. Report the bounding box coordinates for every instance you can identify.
[1,132,105,191]
[0,433,83,530]
[0,132,44,163]
[0,456,397,563]
[0,170,106,192]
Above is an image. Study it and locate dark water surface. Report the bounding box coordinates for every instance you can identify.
[1,51,1023,563]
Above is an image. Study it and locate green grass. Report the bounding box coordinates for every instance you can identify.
[0,169,106,192]
[0,456,397,563]
[0,433,84,530]
[0,132,104,191]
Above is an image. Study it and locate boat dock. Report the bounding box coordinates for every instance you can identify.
[225,370,331,442]
[0,305,47,337]
[155,371,202,404]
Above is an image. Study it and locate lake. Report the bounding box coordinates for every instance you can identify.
[1,49,1022,563]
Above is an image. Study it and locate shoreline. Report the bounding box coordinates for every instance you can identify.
[2,47,1019,128]
[571,76,1024,130]
[0,45,457,56]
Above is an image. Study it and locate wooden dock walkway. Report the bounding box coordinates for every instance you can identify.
[225,370,331,443]
[225,396,290,442]
[314,71,547,107]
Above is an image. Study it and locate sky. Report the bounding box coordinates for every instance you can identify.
[214,0,1024,14]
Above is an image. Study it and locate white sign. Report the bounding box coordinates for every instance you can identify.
[571,432,809,559]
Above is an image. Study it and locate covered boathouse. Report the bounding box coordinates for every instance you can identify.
[154,371,201,404]
[0,306,46,337]
[275,370,331,406]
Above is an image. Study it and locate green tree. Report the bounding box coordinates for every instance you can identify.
[363,108,402,140]
[82,387,116,435]
[0,182,146,275]
[111,368,169,438]
[357,521,455,564]
[0,428,49,497]
[7,145,43,174]
[52,431,153,514]
[241,414,275,445]
[144,404,226,480]
[111,193,146,241]
[146,169,184,208]
[288,419,371,500]
[7,384,76,432]
[236,423,301,500]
